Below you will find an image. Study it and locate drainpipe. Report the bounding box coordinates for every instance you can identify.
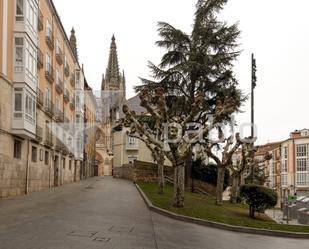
[25,139,30,194]
[49,153,51,188]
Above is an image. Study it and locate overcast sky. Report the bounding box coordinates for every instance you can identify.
[54,0,309,145]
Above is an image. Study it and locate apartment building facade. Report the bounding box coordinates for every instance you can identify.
[280,129,309,197]
[0,0,96,198]
[256,129,309,206]
[82,79,97,178]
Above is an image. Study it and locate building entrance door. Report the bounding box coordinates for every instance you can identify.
[104,164,110,176]
[53,156,59,187]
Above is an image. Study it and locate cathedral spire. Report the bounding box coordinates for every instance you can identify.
[69,27,78,61]
[122,70,126,100]
[105,35,120,84]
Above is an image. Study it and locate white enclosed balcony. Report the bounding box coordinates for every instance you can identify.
[14,0,39,46]
[12,85,36,139]
[126,135,139,150]
[13,36,38,92]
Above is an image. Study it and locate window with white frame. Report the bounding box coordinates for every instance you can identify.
[126,135,138,149]
[26,0,38,32]
[56,69,60,84]
[269,159,275,188]
[76,71,80,85]
[25,39,37,82]
[14,89,23,119]
[45,88,51,107]
[128,155,138,164]
[14,37,24,73]
[14,140,22,159]
[56,39,60,54]
[46,19,52,38]
[25,90,36,124]
[45,53,51,71]
[64,54,67,67]
[16,0,24,21]
[296,144,308,186]
[55,97,60,110]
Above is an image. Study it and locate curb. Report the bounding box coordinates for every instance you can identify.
[135,184,309,239]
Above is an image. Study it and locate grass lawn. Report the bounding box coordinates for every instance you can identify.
[139,183,309,233]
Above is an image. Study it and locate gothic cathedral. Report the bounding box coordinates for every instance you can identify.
[96,35,126,176]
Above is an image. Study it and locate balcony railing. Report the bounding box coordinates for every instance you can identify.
[36,125,43,142]
[70,73,75,87]
[126,136,139,150]
[64,89,70,103]
[56,48,63,65]
[37,49,43,69]
[38,9,43,31]
[64,117,70,124]
[36,87,44,107]
[70,98,75,110]
[44,131,53,147]
[62,143,69,155]
[45,64,54,84]
[64,64,70,77]
[54,107,64,123]
[55,78,63,94]
[46,32,54,50]
[55,138,63,151]
[45,99,54,117]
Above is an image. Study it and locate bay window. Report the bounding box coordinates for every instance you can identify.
[13,88,36,124]
[281,146,288,186]
[296,144,308,186]
[26,0,37,32]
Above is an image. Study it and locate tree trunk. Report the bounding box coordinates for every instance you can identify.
[173,163,185,208]
[185,151,192,190]
[157,156,165,194]
[216,166,225,205]
[249,206,255,218]
[230,174,239,204]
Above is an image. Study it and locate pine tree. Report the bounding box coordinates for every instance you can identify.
[124,0,244,207]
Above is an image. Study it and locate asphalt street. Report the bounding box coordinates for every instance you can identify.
[0,177,308,249]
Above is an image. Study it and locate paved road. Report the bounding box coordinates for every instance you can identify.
[0,177,308,249]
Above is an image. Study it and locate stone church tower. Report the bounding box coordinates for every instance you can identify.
[96,35,126,176]
[101,35,126,101]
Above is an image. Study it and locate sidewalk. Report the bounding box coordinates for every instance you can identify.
[265,209,308,226]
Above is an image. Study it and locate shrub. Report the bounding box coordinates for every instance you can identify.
[239,184,278,218]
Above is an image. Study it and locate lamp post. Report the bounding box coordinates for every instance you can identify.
[251,53,257,183]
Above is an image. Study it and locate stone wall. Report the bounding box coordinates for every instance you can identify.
[0,131,81,199]
[114,160,173,183]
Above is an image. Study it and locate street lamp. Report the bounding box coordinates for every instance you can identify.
[251,53,257,183]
